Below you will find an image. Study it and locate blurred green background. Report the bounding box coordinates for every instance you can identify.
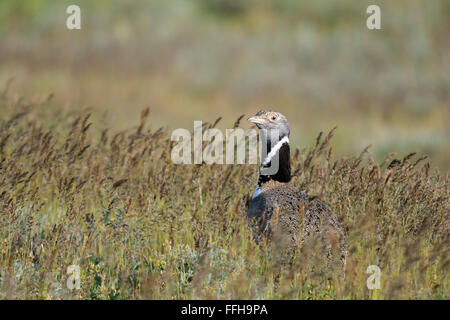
[0,0,449,169]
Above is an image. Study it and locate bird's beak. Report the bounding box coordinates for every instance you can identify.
[247,115,266,125]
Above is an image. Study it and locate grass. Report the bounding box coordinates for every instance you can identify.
[0,88,448,299]
[1,0,450,170]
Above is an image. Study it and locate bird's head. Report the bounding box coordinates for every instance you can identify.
[247,110,290,138]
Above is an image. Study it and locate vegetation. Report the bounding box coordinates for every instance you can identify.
[1,0,449,169]
[0,0,448,300]
[0,89,448,299]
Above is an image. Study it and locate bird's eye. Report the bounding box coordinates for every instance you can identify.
[271,116,277,120]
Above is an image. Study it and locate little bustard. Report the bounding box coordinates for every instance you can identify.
[247,110,346,268]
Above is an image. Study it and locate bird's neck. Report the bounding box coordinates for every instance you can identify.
[258,135,291,185]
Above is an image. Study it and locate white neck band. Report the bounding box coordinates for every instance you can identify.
[262,136,289,166]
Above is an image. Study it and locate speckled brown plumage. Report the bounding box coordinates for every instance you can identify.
[248,180,346,267]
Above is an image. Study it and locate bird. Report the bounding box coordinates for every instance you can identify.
[247,110,346,269]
